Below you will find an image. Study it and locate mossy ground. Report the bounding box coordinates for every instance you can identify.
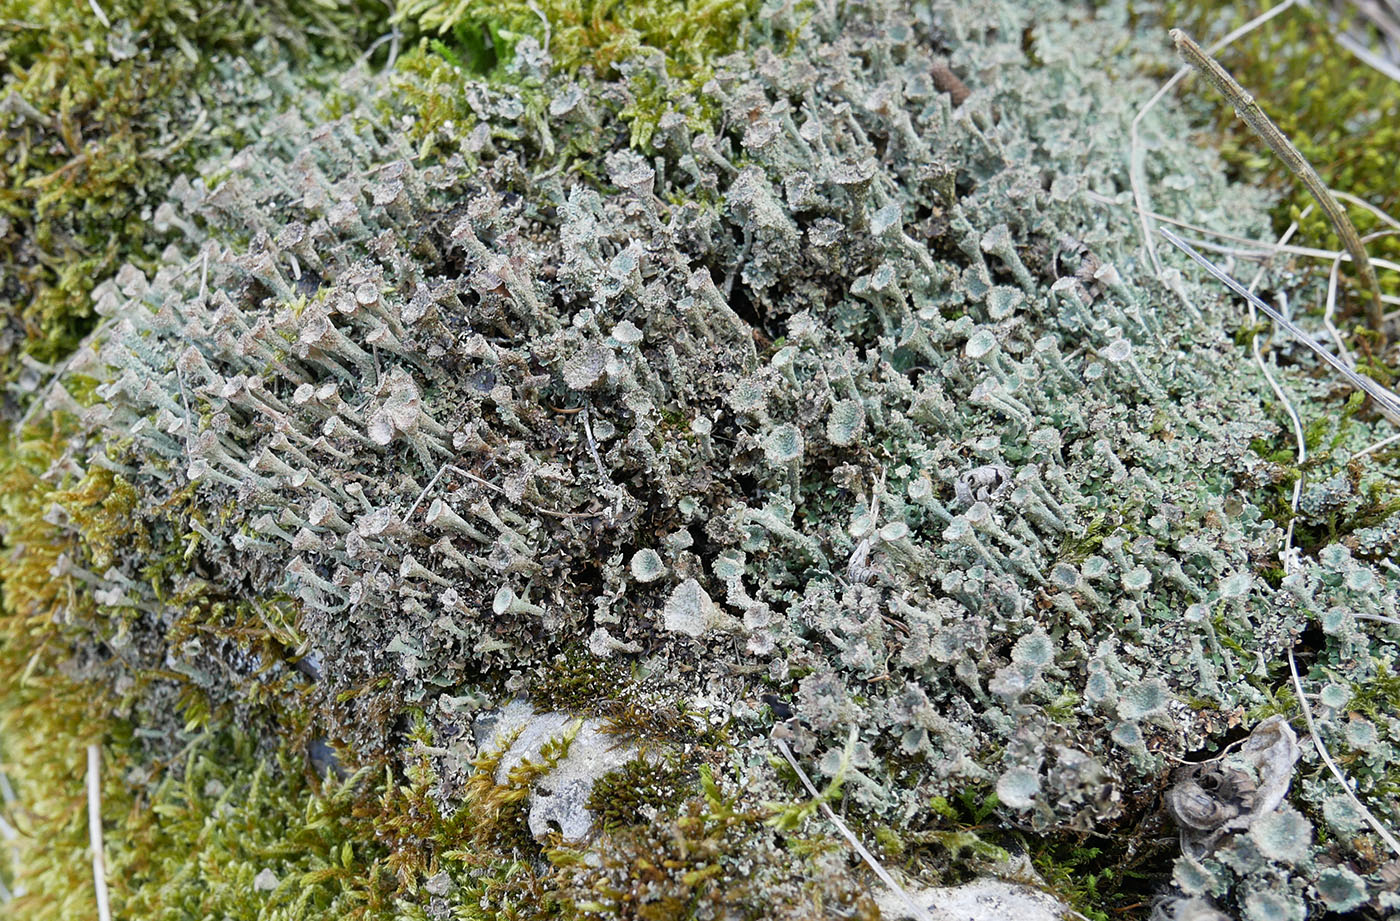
[0,0,389,388]
[1167,0,1400,367]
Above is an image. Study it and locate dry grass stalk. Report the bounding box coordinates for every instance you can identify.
[86,745,110,921]
[1159,227,1400,422]
[1171,28,1388,345]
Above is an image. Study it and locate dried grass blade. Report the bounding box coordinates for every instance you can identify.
[1171,28,1387,342]
[1159,227,1400,420]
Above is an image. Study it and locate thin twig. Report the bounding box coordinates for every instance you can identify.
[1171,28,1387,342]
[86,745,111,921]
[1159,227,1400,421]
[527,0,551,54]
[1343,0,1400,48]
[1325,230,1400,362]
[174,365,194,464]
[1246,220,1307,570]
[580,405,607,481]
[143,109,208,162]
[1352,431,1400,459]
[1332,189,1400,232]
[1170,238,1400,306]
[1335,28,1400,83]
[86,0,110,28]
[773,735,931,921]
[447,466,599,520]
[357,28,404,69]
[1325,251,1359,366]
[343,458,458,618]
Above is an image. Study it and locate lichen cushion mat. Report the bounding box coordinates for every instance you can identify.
[2,1,1398,919]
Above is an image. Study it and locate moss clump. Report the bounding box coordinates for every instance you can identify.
[0,0,387,392]
[551,765,877,921]
[459,722,580,854]
[394,0,757,81]
[531,649,632,713]
[106,732,395,921]
[586,754,690,831]
[0,422,101,912]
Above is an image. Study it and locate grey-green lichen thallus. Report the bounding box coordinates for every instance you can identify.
[2,1,1399,919]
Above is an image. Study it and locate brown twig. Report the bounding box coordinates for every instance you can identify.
[930,60,970,106]
[1171,28,1387,345]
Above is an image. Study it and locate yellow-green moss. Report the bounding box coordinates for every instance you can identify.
[394,0,757,81]
[390,0,758,153]
[0,421,113,919]
[0,0,388,385]
[106,734,392,921]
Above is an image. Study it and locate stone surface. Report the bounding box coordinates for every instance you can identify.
[879,878,1071,921]
[482,701,640,841]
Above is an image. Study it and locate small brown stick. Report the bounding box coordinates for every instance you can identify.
[930,60,970,106]
[1171,28,1387,344]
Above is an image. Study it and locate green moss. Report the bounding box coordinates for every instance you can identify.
[0,0,388,388]
[526,650,706,746]
[394,0,757,81]
[587,756,691,831]
[0,424,85,641]
[550,764,878,920]
[0,465,108,921]
[1027,844,1116,921]
[106,733,396,921]
[1024,821,1176,919]
[1055,513,1110,563]
[0,421,370,918]
[893,786,1009,884]
[390,0,758,153]
[532,648,631,712]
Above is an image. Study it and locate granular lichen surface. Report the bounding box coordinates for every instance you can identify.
[1,1,1399,919]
